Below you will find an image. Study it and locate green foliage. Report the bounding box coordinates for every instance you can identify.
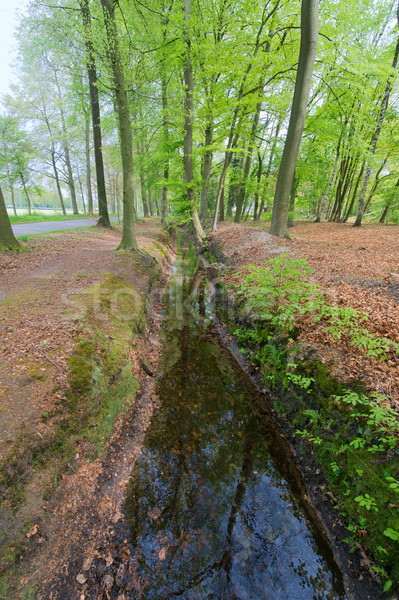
[220,253,399,588]
[236,254,399,358]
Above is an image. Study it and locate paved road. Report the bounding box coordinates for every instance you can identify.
[12,216,120,237]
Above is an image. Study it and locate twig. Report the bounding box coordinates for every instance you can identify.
[34,429,43,440]
[31,343,66,375]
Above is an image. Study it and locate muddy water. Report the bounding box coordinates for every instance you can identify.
[125,243,346,599]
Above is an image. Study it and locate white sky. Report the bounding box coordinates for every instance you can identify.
[0,0,27,99]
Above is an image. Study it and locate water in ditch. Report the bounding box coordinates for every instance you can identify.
[124,242,346,599]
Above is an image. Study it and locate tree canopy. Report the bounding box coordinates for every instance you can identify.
[0,0,398,247]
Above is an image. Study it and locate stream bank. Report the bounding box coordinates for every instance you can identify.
[205,225,398,598]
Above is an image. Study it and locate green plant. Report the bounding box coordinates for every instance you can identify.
[355,493,378,512]
[384,528,399,541]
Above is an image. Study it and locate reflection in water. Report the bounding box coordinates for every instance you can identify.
[125,243,346,600]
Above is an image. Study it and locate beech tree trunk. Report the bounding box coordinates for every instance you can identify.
[235,80,264,223]
[80,0,110,226]
[54,74,79,215]
[270,0,318,237]
[19,170,31,215]
[84,111,94,214]
[183,0,206,244]
[0,185,20,251]
[200,122,213,223]
[51,143,67,216]
[101,0,137,249]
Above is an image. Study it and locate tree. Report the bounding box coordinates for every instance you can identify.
[270,0,318,237]
[0,185,21,251]
[79,0,111,226]
[353,1,399,227]
[100,0,137,250]
[182,0,206,244]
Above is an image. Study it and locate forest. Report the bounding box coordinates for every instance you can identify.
[0,0,399,248]
[0,0,399,598]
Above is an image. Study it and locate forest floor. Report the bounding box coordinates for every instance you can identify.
[0,218,174,599]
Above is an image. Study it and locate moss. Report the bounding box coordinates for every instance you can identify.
[27,364,47,381]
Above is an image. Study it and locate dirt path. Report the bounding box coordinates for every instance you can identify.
[0,219,174,599]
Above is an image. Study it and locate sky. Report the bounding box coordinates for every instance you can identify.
[0,0,27,99]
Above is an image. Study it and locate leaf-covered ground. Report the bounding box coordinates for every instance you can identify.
[212,221,399,409]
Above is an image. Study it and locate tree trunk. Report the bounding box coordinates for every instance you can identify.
[19,170,31,215]
[78,168,87,213]
[161,49,169,224]
[85,111,94,214]
[235,82,264,223]
[0,185,20,251]
[379,176,399,223]
[342,161,365,222]
[54,75,79,215]
[200,121,213,223]
[354,7,399,227]
[287,171,297,227]
[253,151,263,220]
[101,0,137,250]
[270,0,318,237]
[2,133,17,217]
[256,117,282,220]
[51,144,67,216]
[315,152,339,222]
[80,0,111,227]
[183,0,206,244]
[219,186,225,222]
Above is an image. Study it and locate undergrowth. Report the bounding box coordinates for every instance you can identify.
[218,253,399,592]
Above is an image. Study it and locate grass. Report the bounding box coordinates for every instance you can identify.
[9,212,99,225]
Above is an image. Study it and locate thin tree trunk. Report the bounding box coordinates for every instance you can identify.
[287,171,297,227]
[343,161,365,222]
[257,117,282,220]
[379,175,399,223]
[101,0,137,249]
[270,0,318,237]
[200,122,213,223]
[80,0,111,227]
[2,135,17,217]
[51,144,67,216]
[54,75,79,215]
[78,168,87,213]
[253,151,263,220]
[183,0,206,244]
[354,5,399,227]
[219,186,225,222]
[19,170,31,215]
[161,52,169,224]
[85,111,94,214]
[235,81,264,223]
[0,185,20,251]
[315,152,339,222]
